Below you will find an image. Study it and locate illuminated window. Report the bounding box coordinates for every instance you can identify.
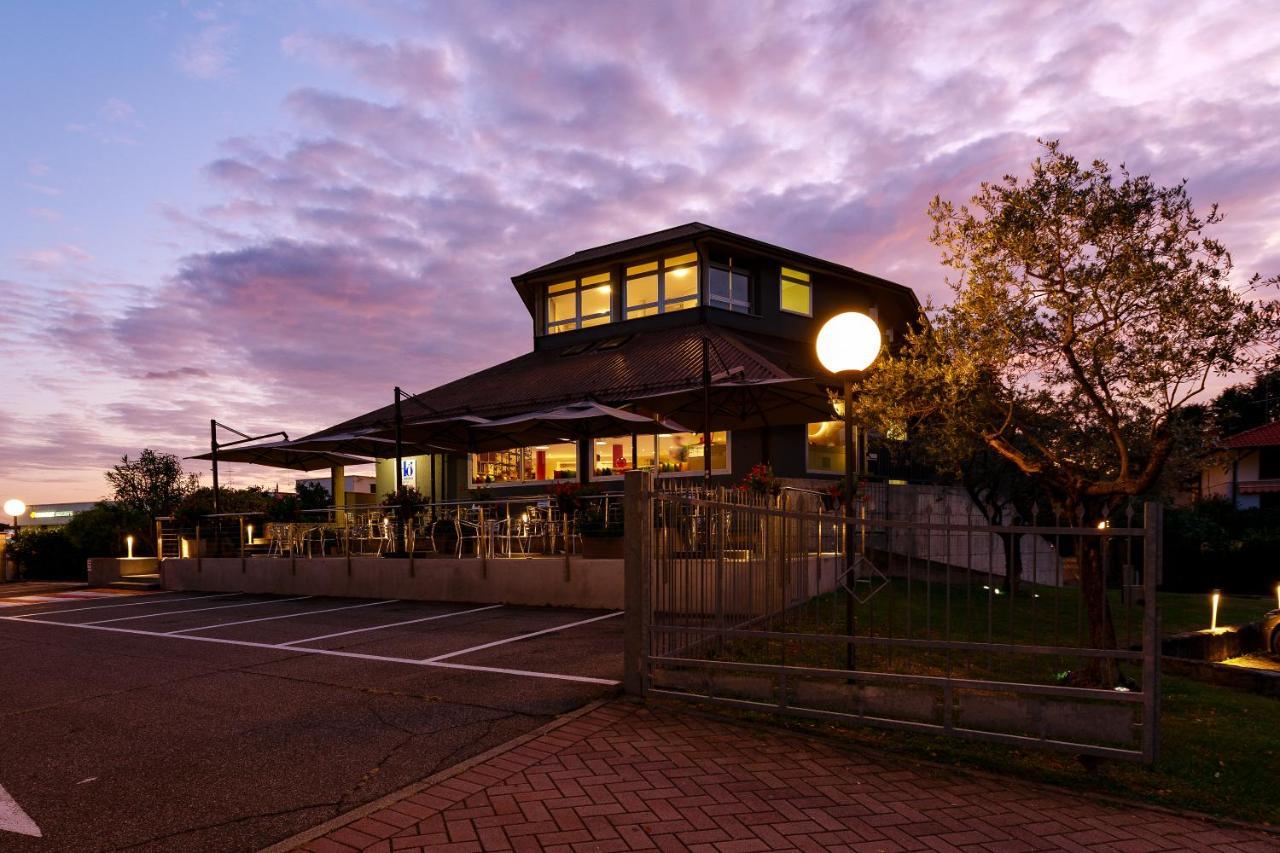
[545,272,613,334]
[636,431,730,475]
[471,443,578,484]
[806,421,846,473]
[592,435,635,477]
[708,264,751,313]
[625,252,699,320]
[780,267,812,316]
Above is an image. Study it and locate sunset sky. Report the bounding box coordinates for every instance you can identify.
[3,0,1279,503]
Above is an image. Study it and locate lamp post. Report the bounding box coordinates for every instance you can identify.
[815,312,882,670]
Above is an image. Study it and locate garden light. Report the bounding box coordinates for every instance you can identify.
[180,538,190,559]
[1210,590,1221,633]
[247,524,254,544]
[126,535,134,559]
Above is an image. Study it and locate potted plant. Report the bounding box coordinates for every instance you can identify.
[579,499,624,559]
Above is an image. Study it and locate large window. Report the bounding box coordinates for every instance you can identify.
[472,442,578,484]
[780,266,812,316]
[708,263,751,313]
[545,271,613,334]
[592,435,635,478]
[807,421,846,473]
[624,252,699,320]
[636,431,730,475]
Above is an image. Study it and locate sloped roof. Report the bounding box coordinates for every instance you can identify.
[1224,421,1280,449]
[307,324,808,440]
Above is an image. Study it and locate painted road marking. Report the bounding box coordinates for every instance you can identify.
[7,592,238,617]
[0,782,40,837]
[423,611,624,662]
[279,603,503,646]
[0,615,619,686]
[165,599,398,635]
[77,596,313,625]
[0,590,134,608]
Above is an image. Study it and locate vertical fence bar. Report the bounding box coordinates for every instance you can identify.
[1142,501,1162,764]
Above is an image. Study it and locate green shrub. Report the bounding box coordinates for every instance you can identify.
[6,527,86,580]
[1163,500,1280,594]
[64,502,150,558]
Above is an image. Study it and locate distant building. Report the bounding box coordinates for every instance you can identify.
[295,475,380,506]
[1201,421,1280,509]
[16,501,97,529]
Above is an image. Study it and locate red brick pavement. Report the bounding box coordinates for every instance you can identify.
[294,701,1278,852]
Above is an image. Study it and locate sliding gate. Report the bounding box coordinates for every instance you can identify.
[625,473,1161,764]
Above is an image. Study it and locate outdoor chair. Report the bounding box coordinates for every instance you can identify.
[453,510,484,558]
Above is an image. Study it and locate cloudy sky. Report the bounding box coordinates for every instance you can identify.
[2,0,1279,503]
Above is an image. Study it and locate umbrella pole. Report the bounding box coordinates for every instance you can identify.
[394,386,406,554]
[210,419,220,516]
[702,337,712,484]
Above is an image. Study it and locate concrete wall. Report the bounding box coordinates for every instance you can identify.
[163,556,624,610]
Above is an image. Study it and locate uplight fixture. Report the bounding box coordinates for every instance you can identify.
[126,535,135,559]
[247,524,254,544]
[1210,590,1222,633]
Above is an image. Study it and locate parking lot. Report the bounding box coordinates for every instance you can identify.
[0,589,623,851]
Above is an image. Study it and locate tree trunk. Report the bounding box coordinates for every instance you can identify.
[1078,534,1119,686]
[999,531,1023,594]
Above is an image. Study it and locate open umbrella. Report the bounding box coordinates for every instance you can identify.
[471,401,690,452]
[187,442,370,471]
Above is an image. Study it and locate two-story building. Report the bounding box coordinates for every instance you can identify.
[298,223,922,499]
[1201,421,1280,509]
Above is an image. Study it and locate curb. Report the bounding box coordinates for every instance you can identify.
[258,696,616,853]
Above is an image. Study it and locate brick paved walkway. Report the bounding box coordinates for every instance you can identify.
[295,701,1278,853]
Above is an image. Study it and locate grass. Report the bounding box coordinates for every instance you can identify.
[681,674,1280,827]
[1158,590,1274,636]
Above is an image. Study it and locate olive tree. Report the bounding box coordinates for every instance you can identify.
[858,141,1280,680]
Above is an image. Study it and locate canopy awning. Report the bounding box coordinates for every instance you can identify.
[188,442,371,472]
[280,431,444,458]
[631,376,836,432]
[471,401,690,450]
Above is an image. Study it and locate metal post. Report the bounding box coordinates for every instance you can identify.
[210,419,220,515]
[394,387,404,494]
[702,337,712,483]
[844,374,856,670]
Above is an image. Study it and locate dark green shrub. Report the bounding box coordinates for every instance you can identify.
[6,527,85,580]
[64,502,150,558]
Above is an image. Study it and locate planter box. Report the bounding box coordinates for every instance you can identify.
[582,536,624,559]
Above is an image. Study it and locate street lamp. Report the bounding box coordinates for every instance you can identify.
[4,498,25,536]
[816,312,882,670]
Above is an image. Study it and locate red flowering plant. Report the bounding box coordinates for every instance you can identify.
[547,481,584,514]
[825,478,864,511]
[740,463,782,497]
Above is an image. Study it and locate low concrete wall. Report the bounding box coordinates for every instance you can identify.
[162,556,624,610]
[88,557,159,587]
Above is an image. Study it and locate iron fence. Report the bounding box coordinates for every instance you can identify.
[631,474,1161,763]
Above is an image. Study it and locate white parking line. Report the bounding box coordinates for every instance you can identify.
[423,610,623,662]
[165,599,397,635]
[0,615,619,686]
[77,596,313,626]
[280,604,503,646]
[7,592,238,617]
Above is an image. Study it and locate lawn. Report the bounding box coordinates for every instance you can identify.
[683,674,1280,827]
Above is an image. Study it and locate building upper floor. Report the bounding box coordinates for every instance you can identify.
[511,223,920,352]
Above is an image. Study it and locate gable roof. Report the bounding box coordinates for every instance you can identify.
[509,221,920,316]
[307,324,810,441]
[1224,420,1280,449]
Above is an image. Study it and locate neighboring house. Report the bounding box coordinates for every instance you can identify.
[1201,421,1280,509]
[289,223,922,499]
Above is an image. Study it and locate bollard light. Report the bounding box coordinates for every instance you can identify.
[247,524,254,545]
[180,538,190,559]
[1210,589,1222,633]
[126,535,134,559]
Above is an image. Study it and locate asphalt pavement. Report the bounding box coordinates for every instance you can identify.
[0,589,622,852]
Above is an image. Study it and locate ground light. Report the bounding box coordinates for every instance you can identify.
[816,311,882,671]
[1210,589,1222,633]
[126,535,134,559]
[247,523,254,545]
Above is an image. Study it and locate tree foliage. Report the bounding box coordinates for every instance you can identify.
[861,141,1280,516]
[105,449,200,520]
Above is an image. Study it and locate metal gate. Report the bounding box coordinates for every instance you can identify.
[622,472,1161,764]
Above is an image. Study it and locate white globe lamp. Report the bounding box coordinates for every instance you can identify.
[816,311,881,375]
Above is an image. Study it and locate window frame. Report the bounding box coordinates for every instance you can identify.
[636,431,733,477]
[706,262,753,314]
[779,266,813,317]
[544,270,614,335]
[470,443,581,485]
[805,420,847,475]
[623,251,699,321]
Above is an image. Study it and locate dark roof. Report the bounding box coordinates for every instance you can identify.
[510,222,920,316]
[1224,421,1280,449]
[309,324,808,439]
